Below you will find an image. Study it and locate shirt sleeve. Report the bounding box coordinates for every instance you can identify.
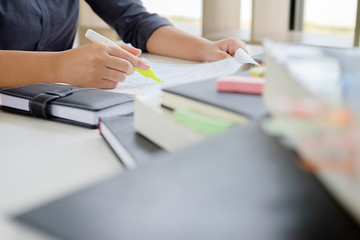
[85,0,172,52]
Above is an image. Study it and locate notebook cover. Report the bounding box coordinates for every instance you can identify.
[0,83,133,111]
[100,115,165,168]
[162,75,267,120]
[14,122,360,240]
[0,83,133,128]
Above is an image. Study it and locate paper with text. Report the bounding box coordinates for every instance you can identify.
[109,48,258,95]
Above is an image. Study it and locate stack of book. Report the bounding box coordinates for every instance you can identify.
[262,40,352,169]
[133,77,266,152]
[100,75,267,167]
[261,40,360,227]
[98,52,266,167]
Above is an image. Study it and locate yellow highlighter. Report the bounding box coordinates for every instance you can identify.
[85,29,161,83]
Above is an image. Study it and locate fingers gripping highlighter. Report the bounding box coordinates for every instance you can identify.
[85,29,161,83]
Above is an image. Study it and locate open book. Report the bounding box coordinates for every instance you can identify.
[110,49,258,95]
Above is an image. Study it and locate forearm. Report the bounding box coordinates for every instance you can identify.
[0,51,59,88]
[0,43,151,89]
[146,26,212,62]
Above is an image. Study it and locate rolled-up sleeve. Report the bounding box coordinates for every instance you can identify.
[85,0,172,51]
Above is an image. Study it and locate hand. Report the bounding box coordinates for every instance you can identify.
[56,42,149,89]
[201,38,248,62]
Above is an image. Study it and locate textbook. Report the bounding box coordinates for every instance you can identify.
[100,115,165,169]
[134,95,207,151]
[162,76,267,124]
[134,95,240,152]
[15,122,360,240]
[0,83,133,128]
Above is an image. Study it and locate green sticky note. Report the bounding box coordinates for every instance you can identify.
[173,109,235,135]
[134,67,161,83]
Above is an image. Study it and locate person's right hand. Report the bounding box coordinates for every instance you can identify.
[56,42,149,89]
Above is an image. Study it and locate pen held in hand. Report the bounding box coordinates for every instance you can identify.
[85,29,161,83]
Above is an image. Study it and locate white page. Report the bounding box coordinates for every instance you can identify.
[109,48,258,95]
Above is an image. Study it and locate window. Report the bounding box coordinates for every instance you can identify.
[302,0,357,47]
[251,0,360,47]
[142,0,250,41]
[141,0,202,36]
[239,0,253,41]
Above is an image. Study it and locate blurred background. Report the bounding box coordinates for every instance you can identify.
[77,0,360,49]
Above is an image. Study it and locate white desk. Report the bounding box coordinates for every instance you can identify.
[0,45,264,239]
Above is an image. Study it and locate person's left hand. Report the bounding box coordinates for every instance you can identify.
[201,38,248,62]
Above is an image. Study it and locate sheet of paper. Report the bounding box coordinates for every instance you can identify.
[109,49,258,95]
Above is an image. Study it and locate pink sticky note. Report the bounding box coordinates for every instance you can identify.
[217,75,265,95]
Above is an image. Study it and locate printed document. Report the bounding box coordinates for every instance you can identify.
[110,48,258,95]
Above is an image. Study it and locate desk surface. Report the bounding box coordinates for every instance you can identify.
[0,46,264,239]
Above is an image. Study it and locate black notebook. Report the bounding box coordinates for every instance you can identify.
[162,76,267,122]
[0,83,133,128]
[100,115,165,169]
[15,122,360,240]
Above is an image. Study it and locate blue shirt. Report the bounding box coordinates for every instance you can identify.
[0,0,171,51]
